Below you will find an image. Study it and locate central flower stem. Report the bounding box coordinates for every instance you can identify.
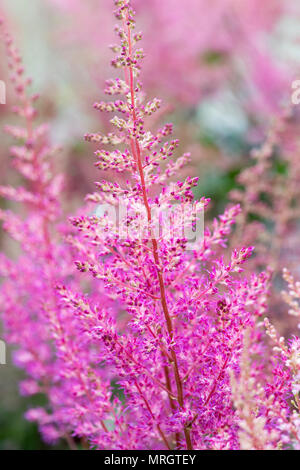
[124,14,193,451]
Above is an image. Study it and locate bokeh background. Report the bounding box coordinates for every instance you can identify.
[1,0,300,449]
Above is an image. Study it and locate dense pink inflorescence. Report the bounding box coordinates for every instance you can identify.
[48,0,294,117]
[0,0,300,451]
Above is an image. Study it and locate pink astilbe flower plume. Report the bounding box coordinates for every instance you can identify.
[230,270,300,450]
[48,0,294,116]
[229,106,300,335]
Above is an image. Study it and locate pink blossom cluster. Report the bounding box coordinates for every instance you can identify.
[0,1,300,451]
[48,0,294,116]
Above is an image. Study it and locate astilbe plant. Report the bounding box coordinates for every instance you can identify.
[0,21,115,447]
[0,0,299,450]
[229,106,300,335]
[55,1,273,449]
[230,106,300,272]
[48,0,293,115]
[0,22,67,442]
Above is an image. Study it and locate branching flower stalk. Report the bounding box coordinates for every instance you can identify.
[77,0,268,449]
[2,0,300,451]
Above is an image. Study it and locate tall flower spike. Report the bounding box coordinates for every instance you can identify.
[0,22,114,446]
[2,1,293,450]
[64,0,268,449]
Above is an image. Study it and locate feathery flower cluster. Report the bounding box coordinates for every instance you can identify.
[49,0,293,115]
[0,0,300,451]
[0,22,66,442]
[55,1,273,449]
[230,107,300,271]
[229,105,300,336]
[230,269,300,450]
[0,21,114,446]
